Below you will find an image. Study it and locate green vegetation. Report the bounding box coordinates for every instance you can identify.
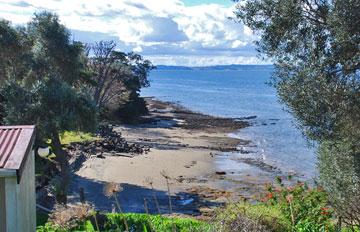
[215,178,360,232]
[0,11,153,204]
[86,41,155,122]
[37,213,212,232]
[1,1,359,230]
[235,0,360,226]
[215,201,291,231]
[262,179,334,231]
[59,131,99,145]
[0,12,98,204]
[36,180,360,232]
[37,212,50,229]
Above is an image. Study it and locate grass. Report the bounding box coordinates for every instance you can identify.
[41,131,98,159]
[37,206,360,232]
[59,131,99,145]
[37,213,213,232]
[107,213,212,232]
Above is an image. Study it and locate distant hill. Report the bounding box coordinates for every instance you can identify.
[155,64,273,71]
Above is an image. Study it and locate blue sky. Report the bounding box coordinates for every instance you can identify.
[0,0,264,66]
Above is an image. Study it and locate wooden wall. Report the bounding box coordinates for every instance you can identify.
[0,178,6,232]
[2,151,36,232]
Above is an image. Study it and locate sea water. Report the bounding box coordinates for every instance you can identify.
[141,66,317,181]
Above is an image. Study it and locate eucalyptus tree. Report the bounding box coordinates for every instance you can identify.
[0,12,97,204]
[0,20,33,123]
[86,41,131,109]
[87,41,154,119]
[235,0,360,225]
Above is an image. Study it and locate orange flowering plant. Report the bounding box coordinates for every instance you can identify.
[262,176,335,231]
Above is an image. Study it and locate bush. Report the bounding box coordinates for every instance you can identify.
[264,178,335,231]
[116,95,148,123]
[37,213,212,232]
[106,213,212,232]
[318,140,360,227]
[215,202,290,232]
[215,179,337,232]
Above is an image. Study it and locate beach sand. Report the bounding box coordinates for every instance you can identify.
[68,98,270,216]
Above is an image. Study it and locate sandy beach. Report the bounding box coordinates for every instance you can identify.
[68,98,273,216]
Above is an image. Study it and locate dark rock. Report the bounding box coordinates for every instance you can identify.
[97,154,105,159]
[65,125,150,158]
[215,171,226,175]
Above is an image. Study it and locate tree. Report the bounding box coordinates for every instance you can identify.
[235,0,360,224]
[0,20,32,83]
[117,52,155,122]
[86,41,130,109]
[0,12,97,204]
[0,20,33,124]
[86,41,155,120]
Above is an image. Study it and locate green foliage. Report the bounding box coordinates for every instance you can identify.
[86,41,154,120]
[0,19,32,122]
[0,12,97,141]
[116,94,149,123]
[37,213,212,232]
[28,12,88,85]
[1,78,97,141]
[37,219,95,232]
[235,0,360,224]
[106,213,212,232]
[125,52,154,91]
[59,131,99,145]
[215,180,338,232]
[265,178,334,231]
[318,140,360,226]
[0,11,97,203]
[215,201,291,231]
[235,0,360,142]
[342,227,360,232]
[0,19,32,83]
[37,212,50,228]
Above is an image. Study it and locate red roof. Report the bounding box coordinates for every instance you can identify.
[0,125,36,182]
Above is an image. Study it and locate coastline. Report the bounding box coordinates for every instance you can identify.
[69,98,274,216]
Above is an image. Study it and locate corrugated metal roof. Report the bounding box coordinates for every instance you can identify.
[0,125,35,182]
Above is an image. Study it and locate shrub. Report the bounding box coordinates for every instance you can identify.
[106,213,212,232]
[264,178,335,231]
[214,202,290,232]
[318,140,360,227]
[37,213,212,232]
[116,95,149,123]
[215,179,338,232]
[43,204,95,231]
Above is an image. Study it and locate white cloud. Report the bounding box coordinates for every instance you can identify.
[142,17,188,43]
[232,40,247,48]
[0,0,262,66]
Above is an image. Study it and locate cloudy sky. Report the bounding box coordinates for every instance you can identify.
[0,0,267,66]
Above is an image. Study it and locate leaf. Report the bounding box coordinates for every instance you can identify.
[143,224,148,232]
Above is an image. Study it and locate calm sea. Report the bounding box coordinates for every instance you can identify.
[141,66,317,181]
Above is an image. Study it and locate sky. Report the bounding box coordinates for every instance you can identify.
[0,0,266,66]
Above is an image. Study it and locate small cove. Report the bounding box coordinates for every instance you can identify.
[141,66,317,183]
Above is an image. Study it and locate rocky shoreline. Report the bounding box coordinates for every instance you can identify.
[64,97,283,217]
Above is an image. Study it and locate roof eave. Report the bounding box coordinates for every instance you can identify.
[0,168,17,178]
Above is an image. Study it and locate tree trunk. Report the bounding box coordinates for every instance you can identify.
[51,129,70,205]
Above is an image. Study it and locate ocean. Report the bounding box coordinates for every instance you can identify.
[141,65,317,182]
